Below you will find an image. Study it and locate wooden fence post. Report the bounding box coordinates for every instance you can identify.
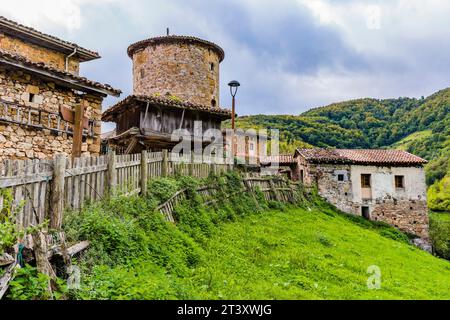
[189,152,194,176]
[107,150,117,196]
[50,154,66,230]
[141,150,148,196]
[162,149,168,177]
[269,178,280,202]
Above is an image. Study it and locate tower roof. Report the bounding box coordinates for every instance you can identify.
[127,35,225,62]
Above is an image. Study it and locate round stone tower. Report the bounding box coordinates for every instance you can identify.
[127,35,225,108]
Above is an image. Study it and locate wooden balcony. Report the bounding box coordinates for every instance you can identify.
[0,99,94,137]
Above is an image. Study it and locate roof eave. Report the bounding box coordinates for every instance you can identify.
[0,19,100,62]
[0,57,120,97]
[102,96,232,121]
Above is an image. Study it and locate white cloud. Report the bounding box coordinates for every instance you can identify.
[0,0,115,32]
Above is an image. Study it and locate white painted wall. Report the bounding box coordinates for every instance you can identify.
[350,165,427,203]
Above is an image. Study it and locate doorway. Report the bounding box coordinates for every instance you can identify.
[361,206,370,219]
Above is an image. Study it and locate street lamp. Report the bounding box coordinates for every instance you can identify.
[228,80,240,130]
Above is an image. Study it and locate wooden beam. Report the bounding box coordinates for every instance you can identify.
[140,150,148,197]
[0,253,14,267]
[0,262,17,300]
[72,102,85,160]
[50,154,66,230]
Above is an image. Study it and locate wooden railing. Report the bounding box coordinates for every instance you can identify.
[156,177,299,222]
[0,100,95,137]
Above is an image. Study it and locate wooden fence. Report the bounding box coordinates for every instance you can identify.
[157,177,300,222]
[0,150,231,229]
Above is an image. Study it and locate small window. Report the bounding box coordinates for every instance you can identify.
[361,174,371,188]
[249,143,254,151]
[29,93,35,103]
[211,99,217,107]
[210,62,215,71]
[361,206,370,219]
[395,175,405,189]
[338,174,345,182]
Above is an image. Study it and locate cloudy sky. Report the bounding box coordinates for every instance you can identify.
[1,0,449,124]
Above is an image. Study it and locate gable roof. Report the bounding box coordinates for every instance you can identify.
[260,154,295,165]
[0,49,121,97]
[295,148,427,166]
[102,95,232,122]
[0,16,99,62]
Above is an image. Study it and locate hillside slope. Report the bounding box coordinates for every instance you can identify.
[69,203,450,300]
[55,173,450,300]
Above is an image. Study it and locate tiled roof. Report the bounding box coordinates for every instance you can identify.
[127,35,225,62]
[0,49,121,96]
[102,95,232,122]
[295,148,427,165]
[260,154,295,165]
[0,16,99,61]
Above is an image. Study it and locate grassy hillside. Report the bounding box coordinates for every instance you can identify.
[7,175,449,300]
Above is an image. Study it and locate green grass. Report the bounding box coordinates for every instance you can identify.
[12,174,448,300]
[72,205,450,300]
[185,207,450,300]
[391,130,433,151]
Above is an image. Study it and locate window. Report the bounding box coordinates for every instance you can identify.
[338,174,345,182]
[361,174,371,188]
[395,175,405,189]
[361,206,370,219]
[210,62,215,71]
[211,99,217,107]
[29,93,35,103]
[249,143,254,151]
[140,69,145,79]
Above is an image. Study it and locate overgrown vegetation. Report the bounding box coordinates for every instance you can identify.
[430,212,450,260]
[6,173,449,300]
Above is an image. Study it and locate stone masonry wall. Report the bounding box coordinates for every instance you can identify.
[0,33,79,74]
[132,42,220,107]
[0,67,102,160]
[294,159,430,240]
[370,199,429,240]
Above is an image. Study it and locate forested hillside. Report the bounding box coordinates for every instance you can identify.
[227,87,450,211]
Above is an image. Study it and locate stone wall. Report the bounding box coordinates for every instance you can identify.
[0,33,79,74]
[0,67,102,160]
[294,157,429,240]
[370,199,429,239]
[132,42,220,107]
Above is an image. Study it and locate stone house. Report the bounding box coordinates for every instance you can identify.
[102,35,231,154]
[0,16,121,160]
[294,148,429,240]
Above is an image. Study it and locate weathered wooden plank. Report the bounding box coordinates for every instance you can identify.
[0,262,17,299]
[50,154,65,230]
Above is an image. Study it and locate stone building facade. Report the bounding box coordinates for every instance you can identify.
[128,35,224,108]
[294,149,430,240]
[102,35,231,154]
[0,16,120,160]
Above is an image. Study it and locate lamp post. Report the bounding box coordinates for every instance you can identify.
[228,80,240,160]
[228,80,240,130]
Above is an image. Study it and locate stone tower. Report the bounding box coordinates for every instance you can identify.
[127,35,225,108]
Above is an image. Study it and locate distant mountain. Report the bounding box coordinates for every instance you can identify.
[225,87,450,211]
